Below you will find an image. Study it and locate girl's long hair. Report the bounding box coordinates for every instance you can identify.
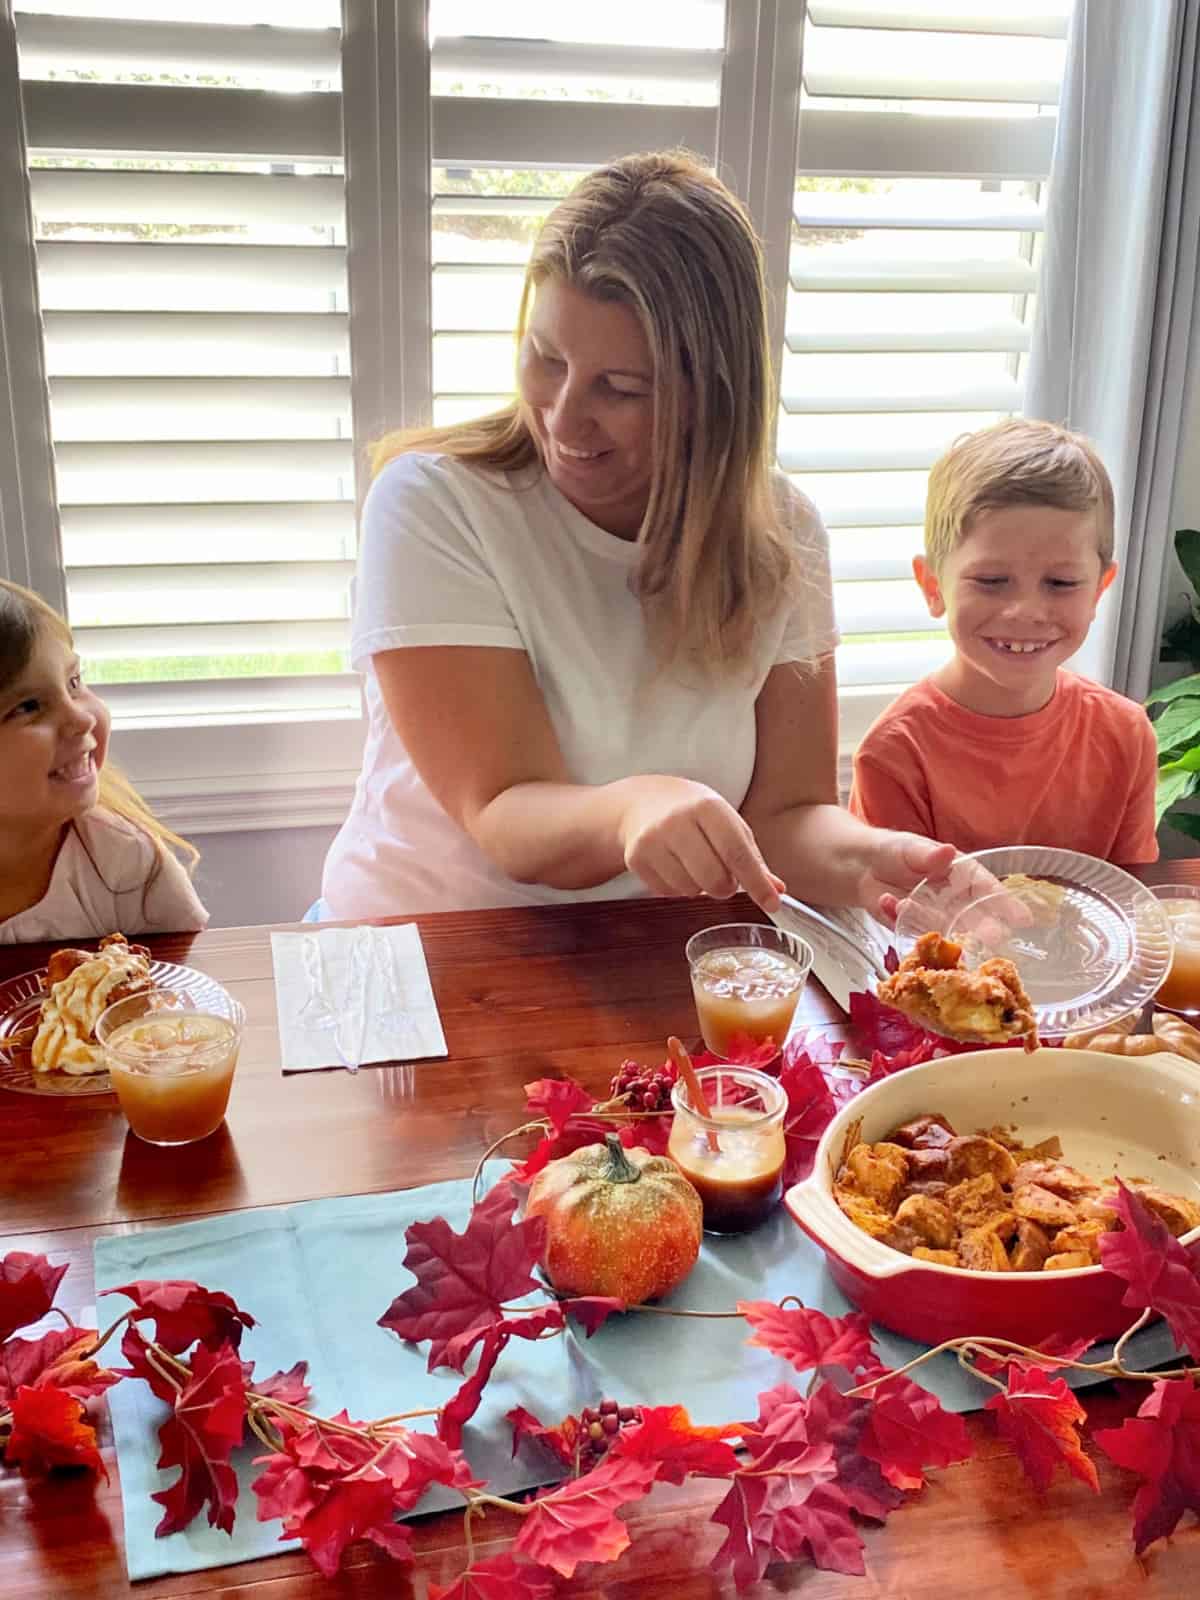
[0,579,200,885]
[372,150,798,675]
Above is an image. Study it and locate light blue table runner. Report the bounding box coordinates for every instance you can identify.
[94,1177,1176,1581]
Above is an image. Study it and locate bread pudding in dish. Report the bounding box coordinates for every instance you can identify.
[832,1112,1200,1273]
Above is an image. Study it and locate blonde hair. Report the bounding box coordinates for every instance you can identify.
[372,150,797,673]
[924,418,1116,573]
[0,579,200,879]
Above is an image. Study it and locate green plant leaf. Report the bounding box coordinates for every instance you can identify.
[1156,766,1200,823]
[1175,529,1200,596]
[1146,673,1200,707]
[1151,697,1200,758]
[1166,810,1200,843]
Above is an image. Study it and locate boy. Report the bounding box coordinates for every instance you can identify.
[849,419,1159,864]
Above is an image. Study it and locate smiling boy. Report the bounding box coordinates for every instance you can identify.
[849,419,1159,864]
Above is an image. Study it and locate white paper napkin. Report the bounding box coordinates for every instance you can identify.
[270,924,448,1073]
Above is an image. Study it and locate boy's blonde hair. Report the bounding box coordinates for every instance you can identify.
[371,149,797,676]
[0,579,200,879]
[924,418,1115,573]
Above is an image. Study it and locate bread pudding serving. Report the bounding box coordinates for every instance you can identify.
[32,932,153,1075]
[877,931,1039,1049]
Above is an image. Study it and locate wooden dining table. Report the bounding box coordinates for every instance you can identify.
[3,863,1200,1598]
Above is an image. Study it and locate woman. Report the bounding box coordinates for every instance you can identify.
[321,151,953,918]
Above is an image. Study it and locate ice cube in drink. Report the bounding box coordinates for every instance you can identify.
[690,945,806,1058]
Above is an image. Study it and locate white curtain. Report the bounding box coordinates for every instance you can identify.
[1025,0,1200,697]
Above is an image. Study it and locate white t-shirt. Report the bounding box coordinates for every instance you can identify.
[0,809,210,944]
[322,452,837,917]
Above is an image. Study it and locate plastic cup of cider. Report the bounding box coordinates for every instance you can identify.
[1152,885,1200,1014]
[96,987,245,1146]
[667,1066,787,1234]
[686,924,813,1060]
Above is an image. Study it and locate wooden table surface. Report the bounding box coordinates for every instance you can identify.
[2,866,1199,1598]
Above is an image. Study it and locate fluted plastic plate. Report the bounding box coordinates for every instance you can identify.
[893,847,1172,1040]
[0,962,230,1097]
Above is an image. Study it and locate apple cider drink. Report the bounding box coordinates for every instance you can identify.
[97,989,244,1145]
[686,925,812,1058]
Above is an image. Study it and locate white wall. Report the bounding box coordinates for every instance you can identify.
[192,824,337,928]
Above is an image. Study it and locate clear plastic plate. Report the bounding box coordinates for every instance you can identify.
[893,847,1172,1040]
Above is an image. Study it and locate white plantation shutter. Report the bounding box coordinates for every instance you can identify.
[426,0,724,428]
[15,0,359,734]
[783,0,1071,743]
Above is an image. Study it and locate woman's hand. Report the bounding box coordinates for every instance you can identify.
[615,776,785,912]
[866,832,957,924]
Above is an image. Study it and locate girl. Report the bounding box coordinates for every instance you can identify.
[0,580,209,942]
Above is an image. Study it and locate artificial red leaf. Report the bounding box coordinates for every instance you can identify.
[618,1115,674,1157]
[610,1403,742,1483]
[709,1473,775,1589]
[710,1468,853,1588]
[152,1339,248,1536]
[562,1296,625,1334]
[770,1481,866,1576]
[430,1553,557,1600]
[441,1303,563,1374]
[1099,1182,1200,1359]
[799,1379,901,1521]
[739,1300,875,1377]
[864,1038,940,1084]
[513,1453,658,1577]
[508,1404,578,1468]
[848,989,936,1058]
[859,1370,972,1491]
[291,1477,413,1576]
[105,1279,255,1354]
[118,1323,179,1404]
[0,1325,118,1405]
[378,1184,545,1369]
[509,1116,616,1186]
[985,1368,1098,1495]
[1094,1378,1200,1552]
[438,1325,509,1450]
[777,1053,838,1184]
[250,1359,311,1408]
[524,1077,596,1132]
[0,1252,68,1341]
[375,1428,483,1508]
[969,1330,1096,1382]
[4,1384,106,1477]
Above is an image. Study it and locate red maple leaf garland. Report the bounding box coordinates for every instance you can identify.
[0,1324,120,1405]
[103,1278,255,1354]
[5,1384,108,1477]
[1099,1181,1200,1359]
[1094,1378,1200,1552]
[429,1552,558,1600]
[251,1411,479,1576]
[513,1454,660,1577]
[152,1340,248,1536]
[0,1252,69,1342]
[983,1367,1099,1495]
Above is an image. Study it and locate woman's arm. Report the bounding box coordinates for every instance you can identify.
[373,646,784,905]
[740,655,954,910]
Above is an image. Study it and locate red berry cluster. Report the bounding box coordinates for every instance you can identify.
[609,1058,677,1113]
[576,1398,643,1471]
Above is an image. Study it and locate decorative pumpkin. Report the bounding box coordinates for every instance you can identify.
[525,1134,703,1304]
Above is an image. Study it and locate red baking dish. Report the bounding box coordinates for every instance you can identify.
[784,1045,1200,1347]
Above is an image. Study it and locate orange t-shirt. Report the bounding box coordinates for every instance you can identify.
[849,671,1160,864]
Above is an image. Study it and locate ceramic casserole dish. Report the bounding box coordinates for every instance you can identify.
[784,1046,1200,1346]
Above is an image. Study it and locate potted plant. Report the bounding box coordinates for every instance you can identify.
[1147,528,1200,844]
